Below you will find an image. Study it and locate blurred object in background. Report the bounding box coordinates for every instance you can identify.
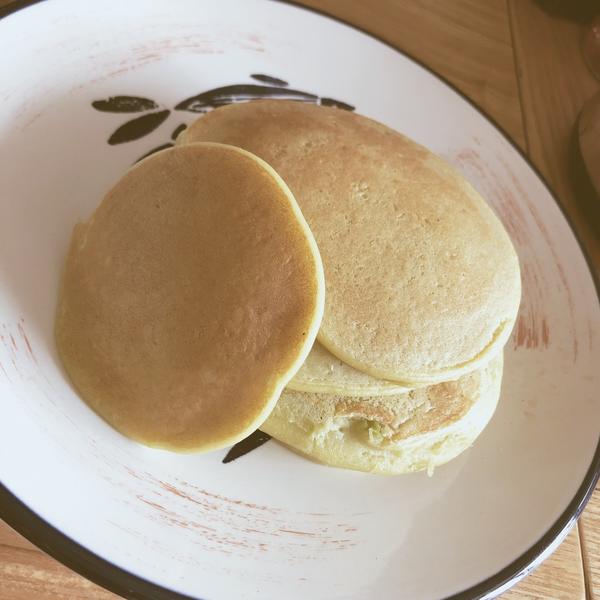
[582,13,600,80]
[574,88,600,234]
[536,0,600,80]
[578,88,600,196]
[539,0,600,232]
[535,1,599,79]
[535,0,597,22]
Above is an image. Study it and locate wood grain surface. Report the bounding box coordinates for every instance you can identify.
[0,525,116,600]
[508,0,599,269]
[298,0,526,148]
[581,492,600,599]
[0,0,598,598]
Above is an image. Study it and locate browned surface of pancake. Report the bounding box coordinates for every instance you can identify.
[56,143,324,452]
[180,101,521,385]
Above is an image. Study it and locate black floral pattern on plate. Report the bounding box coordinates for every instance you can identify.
[222,430,272,463]
[92,73,354,162]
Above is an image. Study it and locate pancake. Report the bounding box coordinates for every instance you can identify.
[262,354,503,475]
[288,341,411,396]
[180,101,521,385]
[55,142,324,453]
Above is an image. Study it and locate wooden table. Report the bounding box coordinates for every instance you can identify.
[0,0,598,598]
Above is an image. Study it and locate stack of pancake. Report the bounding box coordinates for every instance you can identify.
[178,101,520,474]
[56,100,520,475]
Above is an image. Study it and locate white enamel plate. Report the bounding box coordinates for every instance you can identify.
[0,1,598,599]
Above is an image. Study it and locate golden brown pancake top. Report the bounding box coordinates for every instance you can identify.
[56,142,324,452]
[181,101,521,385]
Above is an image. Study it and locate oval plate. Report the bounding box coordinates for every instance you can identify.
[0,1,598,599]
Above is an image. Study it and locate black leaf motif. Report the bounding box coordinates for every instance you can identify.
[320,97,355,111]
[135,142,175,163]
[175,84,318,112]
[108,110,171,145]
[171,123,187,141]
[92,96,159,113]
[250,74,289,86]
[222,430,271,463]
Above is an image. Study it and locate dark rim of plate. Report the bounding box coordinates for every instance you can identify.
[0,0,598,599]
